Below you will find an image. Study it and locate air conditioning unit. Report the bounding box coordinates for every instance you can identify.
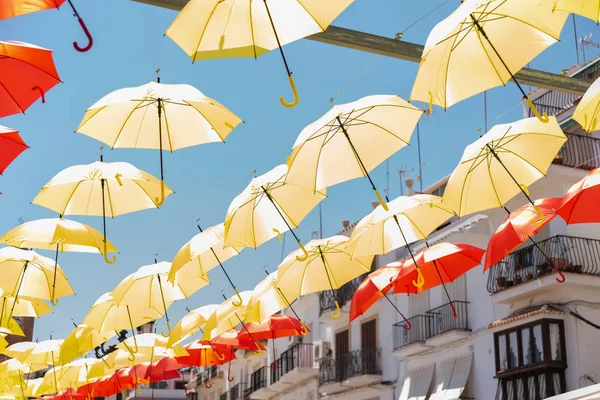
[314,340,331,361]
[289,335,302,346]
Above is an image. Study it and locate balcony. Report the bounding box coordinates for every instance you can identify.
[392,315,433,357]
[426,301,471,346]
[220,393,227,400]
[248,366,275,399]
[318,348,382,394]
[269,343,316,391]
[487,235,600,304]
[319,274,367,322]
[230,383,248,400]
[554,133,600,170]
[527,90,581,119]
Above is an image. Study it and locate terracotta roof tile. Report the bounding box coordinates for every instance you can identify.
[486,305,564,329]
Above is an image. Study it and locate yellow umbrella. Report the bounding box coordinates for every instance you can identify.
[165,0,354,107]
[167,304,218,347]
[59,324,114,365]
[225,164,326,261]
[169,223,238,299]
[116,333,187,357]
[12,339,63,365]
[275,235,373,318]
[443,116,567,217]
[555,0,600,23]
[111,262,186,337]
[43,358,98,391]
[0,218,118,304]
[0,247,73,317]
[285,95,423,210]
[410,0,568,120]
[76,80,242,205]
[31,155,173,264]
[0,294,52,321]
[21,377,46,398]
[572,76,600,133]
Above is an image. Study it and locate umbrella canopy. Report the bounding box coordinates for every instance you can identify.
[572,77,600,133]
[225,164,325,259]
[485,197,562,271]
[238,315,305,341]
[558,168,600,225]
[59,324,113,365]
[443,117,567,217]
[177,342,235,367]
[165,0,354,107]
[0,0,66,18]
[0,295,52,318]
[202,291,254,341]
[245,271,301,324]
[205,329,264,352]
[32,159,172,264]
[167,304,218,347]
[349,265,404,323]
[275,235,373,319]
[0,41,61,118]
[111,262,186,336]
[346,194,455,257]
[392,243,485,317]
[285,95,422,209]
[0,126,28,175]
[43,358,98,391]
[410,0,567,119]
[555,0,600,23]
[5,339,63,365]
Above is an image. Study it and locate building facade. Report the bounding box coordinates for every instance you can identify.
[187,58,600,400]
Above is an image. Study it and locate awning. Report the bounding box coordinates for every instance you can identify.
[398,364,435,400]
[429,353,473,400]
[546,382,600,399]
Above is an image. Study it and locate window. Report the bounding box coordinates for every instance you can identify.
[175,381,187,390]
[494,319,567,400]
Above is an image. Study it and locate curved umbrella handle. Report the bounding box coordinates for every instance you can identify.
[73,16,93,52]
[253,341,263,355]
[532,203,545,225]
[104,242,116,264]
[155,180,166,207]
[299,322,309,336]
[450,302,457,319]
[374,189,389,211]
[412,268,425,288]
[272,228,283,241]
[215,351,225,361]
[51,298,59,306]
[330,300,341,319]
[427,91,433,115]
[160,320,172,337]
[227,371,234,382]
[402,315,412,331]
[525,98,549,123]
[280,76,299,108]
[555,265,566,283]
[231,288,244,307]
[205,382,212,389]
[32,86,46,103]
[295,241,309,262]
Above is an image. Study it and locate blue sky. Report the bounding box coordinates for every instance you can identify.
[1,0,598,340]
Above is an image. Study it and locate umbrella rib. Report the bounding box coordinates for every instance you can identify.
[132,98,154,149]
[111,100,147,149]
[486,152,504,207]
[483,12,563,41]
[161,102,175,152]
[493,147,547,177]
[457,146,489,214]
[350,118,413,146]
[104,180,116,218]
[183,100,227,142]
[60,180,85,216]
[294,0,327,32]
[472,23,506,85]
[76,106,107,131]
[192,1,223,63]
[249,0,257,59]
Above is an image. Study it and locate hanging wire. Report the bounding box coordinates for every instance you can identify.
[395,0,454,39]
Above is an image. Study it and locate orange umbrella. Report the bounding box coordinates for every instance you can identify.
[393,243,485,318]
[0,41,61,118]
[0,126,28,175]
[238,315,305,341]
[558,168,600,225]
[0,0,93,52]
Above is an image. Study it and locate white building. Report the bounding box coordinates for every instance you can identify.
[187,58,600,400]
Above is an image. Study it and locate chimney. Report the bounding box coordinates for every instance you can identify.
[372,201,380,209]
[342,220,350,229]
[405,179,415,196]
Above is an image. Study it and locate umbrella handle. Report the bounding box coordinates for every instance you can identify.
[374,189,389,211]
[227,371,234,382]
[155,180,166,206]
[330,300,341,319]
[299,322,309,336]
[103,242,116,264]
[402,315,412,331]
[253,341,263,355]
[272,228,283,241]
[205,382,212,389]
[280,76,299,108]
[427,91,433,115]
[73,16,93,52]
[295,241,309,262]
[32,86,46,103]
[555,264,566,283]
[231,288,244,307]
[412,268,425,288]
[525,98,549,123]
[215,351,225,361]
[532,203,545,225]
[51,298,59,306]
[160,320,172,337]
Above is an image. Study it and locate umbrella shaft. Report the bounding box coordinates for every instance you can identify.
[101,179,108,242]
[393,215,420,267]
[487,145,537,207]
[261,186,303,245]
[318,247,338,303]
[431,259,453,306]
[158,98,164,181]
[382,293,408,321]
[197,224,239,293]
[8,262,27,320]
[263,0,292,77]
[157,275,170,325]
[502,207,554,264]
[336,116,378,191]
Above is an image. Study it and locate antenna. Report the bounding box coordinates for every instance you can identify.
[579,33,600,63]
[398,167,408,196]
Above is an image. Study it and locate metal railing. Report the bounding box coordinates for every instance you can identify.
[229,383,242,400]
[393,315,433,349]
[270,343,314,384]
[318,348,382,385]
[527,90,580,118]
[219,393,227,400]
[249,366,267,393]
[320,274,368,315]
[487,235,600,293]
[554,133,600,170]
[427,301,469,337]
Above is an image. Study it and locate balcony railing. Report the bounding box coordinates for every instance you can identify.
[229,383,244,400]
[554,133,600,170]
[527,90,580,118]
[220,393,227,400]
[270,343,313,384]
[249,366,267,393]
[393,315,433,349]
[487,235,600,294]
[427,301,469,337]
[320,274,368,315]
[318,348,382,385]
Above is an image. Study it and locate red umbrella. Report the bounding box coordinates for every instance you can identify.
[238,315,306,341]
[349,265,410,328]
[177,342,236,367]
[205,329,264,351]
[559,168,600,225]
[0,41,61,118]
[0,126,28,175]
[485,197,565,282]
[131,361,181,384]
[0,0,93,52]
[393,243,485,318]
[76,373,135,398]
